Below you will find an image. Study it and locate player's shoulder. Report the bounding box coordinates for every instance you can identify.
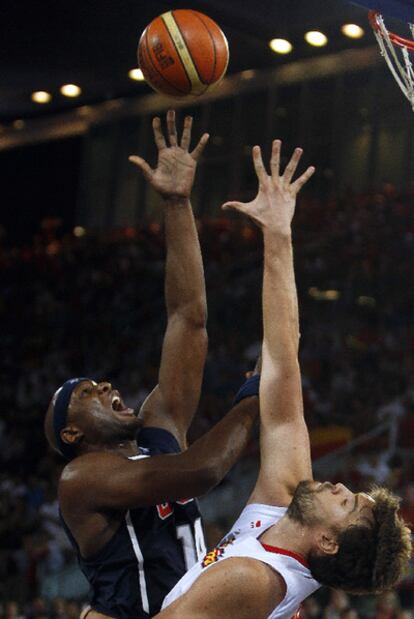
[58,451,134,513]
[60,451,128,486]
[228,502,288,540]
[229,558,286,617]
[201,558,285,618]
[227,555,283,581]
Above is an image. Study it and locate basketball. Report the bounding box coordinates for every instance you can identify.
[137,9,229,98]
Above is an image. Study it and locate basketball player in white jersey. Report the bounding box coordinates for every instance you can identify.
[156,141,412,619]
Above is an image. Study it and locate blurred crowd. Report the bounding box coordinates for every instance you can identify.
[1,185,414,611]
[0,598,84,619]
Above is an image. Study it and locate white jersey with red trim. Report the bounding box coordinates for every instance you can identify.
[162,503,320,619]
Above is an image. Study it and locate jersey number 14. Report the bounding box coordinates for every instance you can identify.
[176,518,206,569]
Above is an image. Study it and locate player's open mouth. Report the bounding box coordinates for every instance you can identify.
[111,392,133,415]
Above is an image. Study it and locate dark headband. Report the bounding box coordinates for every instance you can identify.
[53,377,89,460]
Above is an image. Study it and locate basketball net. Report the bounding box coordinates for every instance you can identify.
[369,10,414,110]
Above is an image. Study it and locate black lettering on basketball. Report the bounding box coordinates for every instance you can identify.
[142,28,188,95]
[152,42,175,70]
[159,56,174,69]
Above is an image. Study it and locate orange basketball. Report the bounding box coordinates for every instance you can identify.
[138,9,229,98]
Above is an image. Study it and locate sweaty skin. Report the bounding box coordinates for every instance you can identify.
[56,393,258,558]
[154,143,376,619]
[44,112,259,619]
[154,142,315,619]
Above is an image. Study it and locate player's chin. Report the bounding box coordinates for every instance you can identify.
[113,408,140,424]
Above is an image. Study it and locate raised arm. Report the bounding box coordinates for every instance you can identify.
[129,111,209,448]
[60,395,258,510]
[223,141,315,506]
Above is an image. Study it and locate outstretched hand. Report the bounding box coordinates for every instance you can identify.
[222,140,315,236]
[129,109,209,200]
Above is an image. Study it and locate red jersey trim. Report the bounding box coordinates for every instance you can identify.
[261,543,309,568]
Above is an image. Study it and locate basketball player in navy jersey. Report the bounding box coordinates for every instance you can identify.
[44,111,259,619]
[157,142,411,619]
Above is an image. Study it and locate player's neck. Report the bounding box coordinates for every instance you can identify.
[111,440,141,457]
[82,440,141,457]
[259,514,314,558]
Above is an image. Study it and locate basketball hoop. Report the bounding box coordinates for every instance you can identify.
[368,10,414,109]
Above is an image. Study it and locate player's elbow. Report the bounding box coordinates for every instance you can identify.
[265,355,300,379]
[175,297,208,329]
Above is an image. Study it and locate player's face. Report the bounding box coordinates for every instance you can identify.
[311,481,375,529]
[68,380,140,441]
[289,480,375,530]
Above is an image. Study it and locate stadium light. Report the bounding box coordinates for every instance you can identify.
[128,68,145,81]
[341,24,365,39]
[31,91,52,104]
[73,226,86,237]
[269,38,293,54]
[305,31,328,47]
[60,84,82,97]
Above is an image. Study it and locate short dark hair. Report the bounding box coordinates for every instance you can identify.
[308,487,412,594]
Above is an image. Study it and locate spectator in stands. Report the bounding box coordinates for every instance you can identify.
[372,591,401,619]
[302,595,322,619]
[323,590,350,619]
[340,609,360,619]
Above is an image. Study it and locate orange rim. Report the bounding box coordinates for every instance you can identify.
[368,10,414,51]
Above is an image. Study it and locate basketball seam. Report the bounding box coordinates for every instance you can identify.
[193,11,229,81]
[189,11,217,84]
[171,11,208,87]
[144,26,187,94]
[144,26,188,95]
[165,11,194,91]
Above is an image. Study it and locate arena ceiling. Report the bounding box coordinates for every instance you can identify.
[0,0,377,124]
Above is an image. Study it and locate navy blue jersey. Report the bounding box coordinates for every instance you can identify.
[60,427,206,619]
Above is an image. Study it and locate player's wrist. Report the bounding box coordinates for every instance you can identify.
[263,227,292,243]
[162,195,191,207]
[263,231,293,261]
